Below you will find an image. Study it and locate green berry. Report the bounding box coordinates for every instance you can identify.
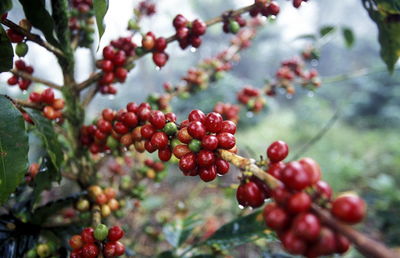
[128,19,140,30]
[94,224,109,241]
[229,20,240,34]
[36,244,50,258]
[178,92,190,99]
[214,71,224,80]
[170,138,181,149]
[163,122,178,135]
[26,249,37,258]
[16,42,29,57]
[188,139,201,152]
[106,136,119,149]
[135,47,145,56]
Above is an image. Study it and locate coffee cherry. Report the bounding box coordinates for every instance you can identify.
[176,27,189,40]
[267,141,289,163]
[188,139,202,152]
[104,187,116,200]
[142,35,155,50]
[293,0,303,8]
[153,52,169,67]
[115,67,128,82]
[150,131,169,149]
[121,112,138,128]
[307,227,336,256]
[43,106,56,120]
[187,121,206,139]
[97,119,112,134]
[7,76,18,85]
[114,241,126,256]
[103,242,116,257]
[158,147,172,161]
[81,227,95,243]
[52,99,65,110]
[173,14,188,29]
[315,180,332,199]
[188,109,206,123]
[108,198,120,211]
[220,120,236,134]
[267,161,285,180]
[16,42,29,57]
[204,112,223,133]
[69,235,84,249]
[236,181,265,208]
[82,243,99,258]
[196,150,215,167]
[145,140,157,153]
[126,102,138,113]
[292,213,321,242]
[41,88,55,104]
[154,37,167,52]
[229,20,240,34]
[113,50,126,66]
[29,92,42,103]
[94,224,109,241]
[215,158,229,175]
[335,234,350,254]
[173,144,191,159]
[149,110,166,129]
[267,1,280,16]
[96,193,108,205]
[114,122,129,135]
[107,226,124,241]
[192,19,207,36]
[179,152,196,171]
[331,194,366,224]
[287,192,311,213]
[190,36,202,48]
[177,127,192,143]
[299,157,321,184]
[163,122,178,135]
[264,204,289,230]
[201,135,218,151]
[217,132,235,149]
[103,46,115,60]
[141,124,156,139]
[280,230,307,255]
[101,60,114,72]
[199,165,217,182]
[281,161,311,191]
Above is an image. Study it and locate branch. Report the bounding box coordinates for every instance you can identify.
[1,19,64,58]
[10,69,63,90]
[11,97,42,110]
[76,3,257,92]
[217,149,397,258]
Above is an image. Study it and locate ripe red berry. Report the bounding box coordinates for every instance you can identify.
[267,1,280,16]
[201,135,219,151]
[150,131,169,149]
[173,14,188,29]
[192,19,207,36]
[141,124,156,139]
[114,241,126,256]
[126,102,138,113]
[82,243,99,258]
[335,234,350,254]
[331,194,366,224]
[287,192,311,213]
[113,50,126,66]
[97,119,112,134]
[267,161,285,180]
[292,213,321,242]
[158,147,172,161]
[101,60,114,72]
[220,120,236,134]
[103,46,115,60]
[144,140,157,153]
[306,227,336,256]
[179,152,197,171]
[103,242,116,257]
[177,127,192,143]
[108,226,124,241]
[196,150,215,167]
[281,161,311,191]
[165,112,177,122]
[190,36,202,48]
[154,37,167,52]
[299,157,321,185]
[137,105,151,121]
[69,235,84,249]
[280,230,307,255]
[149,110,166,129]
[152,52,169,67]
[100,72,115,84]
[121,112,138,128]
[315,180,332,199]
[113,122,129,135]
[187,121,207,139]
[7,76,18,85]
[173,144,191,159]
[81,227,95,243]
[204,112,223,133]
[199,165,217,182]
[215,158,229,175]
[41,88,55,104]
[217,132,235,149]
[29,92,42,103]
[267,141,289,163]
[188,109,206,123]
[264,205,289,230]
[115,67,128,82]
[236,181,265,208]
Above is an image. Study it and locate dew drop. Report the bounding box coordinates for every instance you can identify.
[217,173,223,177]
[22,90,27,95]
[238,204,245,210]
[155,66,161,71]
[108,95,115,100]
[190,47,197,53]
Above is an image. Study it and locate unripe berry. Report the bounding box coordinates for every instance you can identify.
[94,224,109,241]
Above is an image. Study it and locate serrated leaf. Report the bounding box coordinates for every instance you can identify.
[319,26,336,37]
[0,25,13,72]
[342,27,355,48]
[18,0,59,46]
[0,0,12,14]
[26,110,63,170]
[93,0,109,45]
[163,215,201,248]
[202,211,275,250]
[32,157,61,204]
[0,96,29,204]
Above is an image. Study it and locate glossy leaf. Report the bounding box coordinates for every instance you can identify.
[0,26,13,72]
[18,0,59,46]
[319,25,336,37]
[0,0,12,15]
[0,96,28,204]
[93,0,109,44]
[31,157,61,204]
[342,27,355,48]
[202,211,275,249]
[163,215,201,248]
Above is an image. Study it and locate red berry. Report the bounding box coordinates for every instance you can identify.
[158,147,172,161]
[215,158,229,175]
[69,235,84,249]
[331,194,366,224]
[113,122,129,135]
[220,120,236,134]
[81,227,95,243]
[187,121,207,139]
[176,27,189,40]
[142,35,155,50]
[165,112,177,122]
[126,102,138,113]
[299,157,321,185]
[150,131,169,149]
[199,165,217,182]
[7,76,18,85]
[103,242,116,257]
[315,180,332,199]
[149,110,166,129]
[108,226,124,241]
[280,230,307,255]
[287,192,311,213]
[144,140,157,153]
[41,88,55,104]
[152,52,169,67]
[281,161,311,191]
[236,181,265,208]
[97,119,112,134]
[188,109,206,123]
[100,72,115,84]
[179,152,197,172]
[204,112,223,133]
[103,46,115,60]
[264,205,289,230]
[201,135,219,151]
[173,14,188,29]
[101,60,114,72]
[267,1,280,16]
[114,241,126,256]
[113,50,126,66]
[141,124,156,139]
[196,150,215,167]
[177,127,192,143]
[82,243,99,258]
[293,0,303,8]
[137,106,151,121]
[121,112,138,128]
[154,37,167,52]
[335,234,350,254]
[190,36,202,48]
[306,227,336,256]
[267,161,285,180]
[292,213,321,241]
[217,132,235,149]
[115,67,128,82]
[173,144,191,159]
[267,140,289,163]
[29,92,42,103]
[192,19,207,36]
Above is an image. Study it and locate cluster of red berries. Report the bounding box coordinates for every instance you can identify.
[213,102,240,124]
[138,0,156,16]
[7,59,34,90]
[146,93,170,112]
[69,225,125,258]
[237,86,265,113]
[293,0,309,8]
[138,32,169,67]
[173,14,207,50]
[173,110,236,181]
[144,159,165,173]
[222,14,246,34]
[6,28,25,43]
[96,40,133,94]
[69,0,95,47]
[29,88,65,120]
[236,140,366,257]
[250,1,280,18]
[182,68,206,89]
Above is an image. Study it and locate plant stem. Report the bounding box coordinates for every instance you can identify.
[10,69,62,90]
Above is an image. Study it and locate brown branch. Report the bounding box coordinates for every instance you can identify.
[76,3,256,92]
[1,19,65,58]
[12,98,42,110]
[10,69,63,90]
[217,149,397,258]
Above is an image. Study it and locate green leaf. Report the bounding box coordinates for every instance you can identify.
[93,0,109,44]
[157,251,177,258]
[26,110,63,170]
[363,0,400,72]
[31,157,61,204]
[0,0,12,14]
[295,34,317,41]
[202,211,275,250]
[342,27,355,48]
[376,0,400,13]
[319,25,336,37]
[0,96,29,204]
[162,215,201,248]
[18,0,59,46]
[0,25,13,72]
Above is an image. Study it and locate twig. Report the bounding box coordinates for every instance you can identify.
[11,98,42,110]
[1,19,64,58]
[82,83,100,107]
[10,69,63,90]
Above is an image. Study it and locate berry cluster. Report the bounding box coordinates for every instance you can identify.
[222,14,246,34]
[7,59,34,90]
[6,28,25,43]
[69,225,125,257]
[69,0,95,47]
[137,0,156,16]
[237,86,265,113]
[235,140,366,257]
[173,14,207,50]
[213,102,240,124]
[29,88,65,121]
[173,110,236,182]
[75,185,121,218]
[96,38,134,94]
[137,32,169,67]
[146,93,171,112]
[144,159,165,173]
[250,1,280,18]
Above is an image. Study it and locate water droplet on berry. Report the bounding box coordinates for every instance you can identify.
[155,66,161,71]
[190,47,197,53]
[22,90,27,95]
[238,204,244,209]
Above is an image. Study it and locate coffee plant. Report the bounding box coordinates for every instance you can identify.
[0,0,399,257]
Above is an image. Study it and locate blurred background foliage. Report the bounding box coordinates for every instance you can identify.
[1,0,400,256]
